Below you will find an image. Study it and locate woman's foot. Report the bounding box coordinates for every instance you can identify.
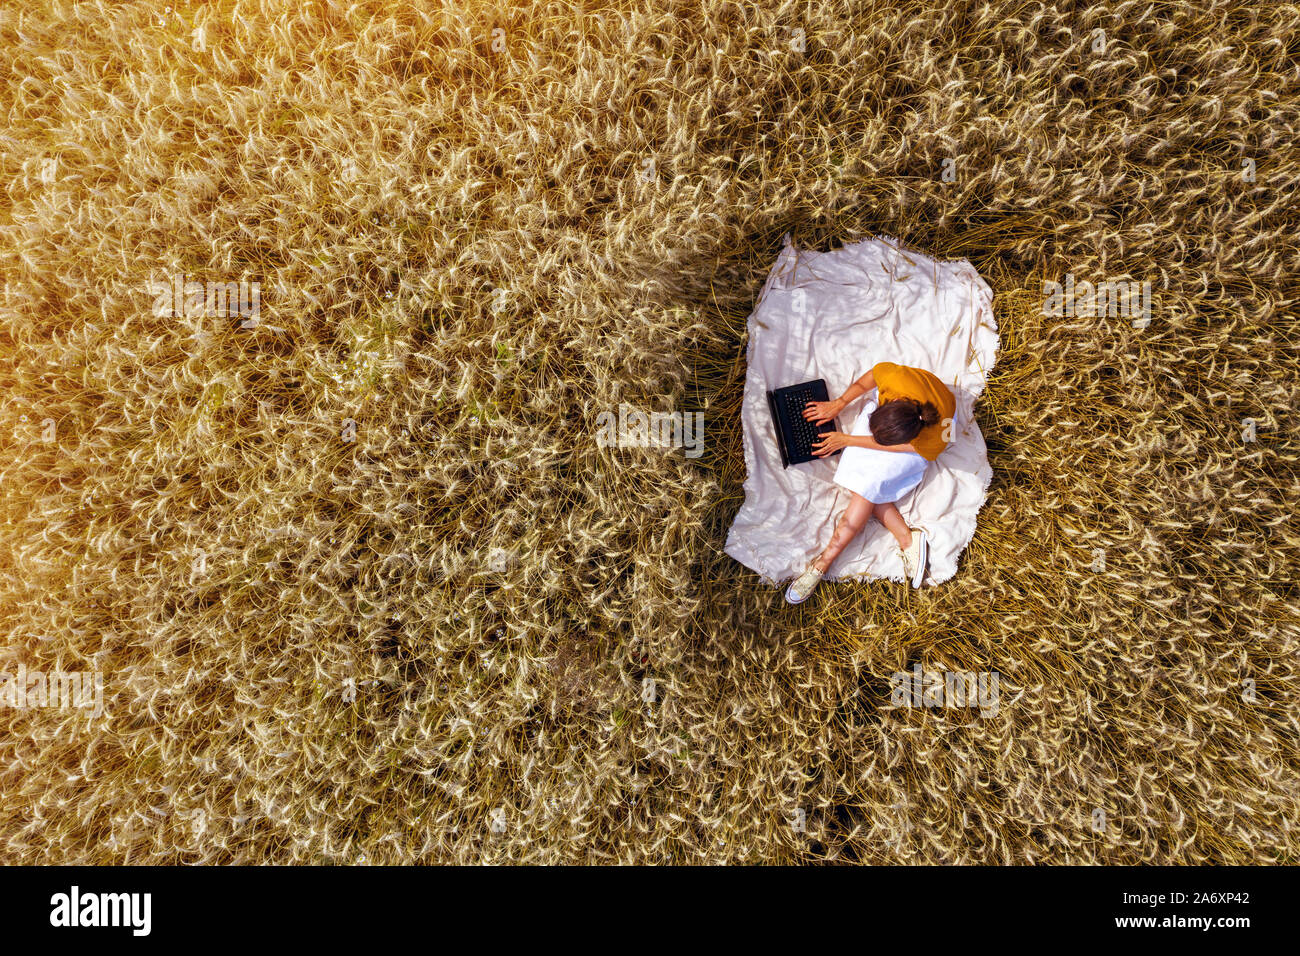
[785,565,824,604]
[898,527,928,588]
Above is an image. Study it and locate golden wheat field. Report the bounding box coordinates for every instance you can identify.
[1,0,1297,866]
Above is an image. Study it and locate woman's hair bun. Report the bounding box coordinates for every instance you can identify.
[917,400,941,428]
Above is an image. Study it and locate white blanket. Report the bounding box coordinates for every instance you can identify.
[723,234,999,586]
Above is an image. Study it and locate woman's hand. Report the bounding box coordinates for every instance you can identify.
[802,398,844,424]
[811,431,851,456]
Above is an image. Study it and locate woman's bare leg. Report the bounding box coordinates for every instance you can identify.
[872,502,913,550]
[812,493,875,573]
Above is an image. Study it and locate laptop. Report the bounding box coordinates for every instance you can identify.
[766,378,842,467]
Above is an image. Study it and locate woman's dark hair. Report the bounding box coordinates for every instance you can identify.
[869,398,941,446]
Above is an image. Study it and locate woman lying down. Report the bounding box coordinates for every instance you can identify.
[785,361,955,604]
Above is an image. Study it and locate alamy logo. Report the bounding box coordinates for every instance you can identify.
[1041,274,1152,327]
[594,404,704,458]
[148,274,261,326]
[50,886,151,936]
[0,664,103,717]
[889,665,1000,717]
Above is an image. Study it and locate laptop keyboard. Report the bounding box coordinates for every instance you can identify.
[787,388,823,456]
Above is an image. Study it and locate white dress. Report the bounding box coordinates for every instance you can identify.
[832,396,929,504]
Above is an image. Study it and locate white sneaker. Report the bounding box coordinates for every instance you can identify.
[785,565,824,604]
[898,528,928,588]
